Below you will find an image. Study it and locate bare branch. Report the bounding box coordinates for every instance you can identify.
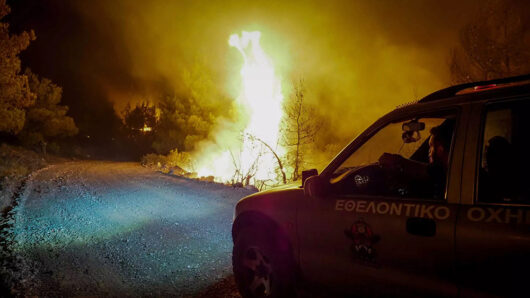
[246,133,287,184]
[450,0,530,83]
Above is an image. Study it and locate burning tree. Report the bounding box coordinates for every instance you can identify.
[227,31,284,184]
[193,31,286,186]
[122,102,157,135]
[450,0,530,83]
[121,101,157,158]
[281,79,321,181]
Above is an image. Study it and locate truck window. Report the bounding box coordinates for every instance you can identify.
[331,114,456,199]
[477,100,530,204]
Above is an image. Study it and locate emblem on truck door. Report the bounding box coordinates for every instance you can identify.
[344,219,380,264]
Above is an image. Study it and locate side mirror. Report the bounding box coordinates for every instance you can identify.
[301,169,318,185]
[303,175,328,197]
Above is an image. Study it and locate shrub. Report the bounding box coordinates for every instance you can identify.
[166,149,194,172]
[0,143,48,212]
[140,153,167,168]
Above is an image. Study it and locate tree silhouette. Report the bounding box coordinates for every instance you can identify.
[122,102,157,136]
[281,79,321,181]
[18,69,78,154]
[152,94,213,154]
[0,0,36,134]
[450,0,530,83]
[121,101,157,158]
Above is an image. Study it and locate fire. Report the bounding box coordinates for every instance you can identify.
[229,31,284,180]
[195,31,285,184]
[140,124,152,132]
[228,31,283,146]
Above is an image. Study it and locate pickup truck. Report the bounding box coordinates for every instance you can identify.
[232,74,530,297]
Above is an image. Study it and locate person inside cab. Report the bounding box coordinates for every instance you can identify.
[479,136,517,202]
[378,121,454,199]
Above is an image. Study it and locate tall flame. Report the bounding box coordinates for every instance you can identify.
[229,31,284,180]
[195,31,284,183]
[229,31,283,146]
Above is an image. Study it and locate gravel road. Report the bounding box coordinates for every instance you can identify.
[3,161,255,297]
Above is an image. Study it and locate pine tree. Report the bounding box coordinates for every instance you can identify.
[19,69,78,153]
[0,0,36,134]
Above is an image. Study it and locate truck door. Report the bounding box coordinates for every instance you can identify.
[298,109,467,296]
[457,99,530,297]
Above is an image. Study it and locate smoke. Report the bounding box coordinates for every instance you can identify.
[71,0,479,165]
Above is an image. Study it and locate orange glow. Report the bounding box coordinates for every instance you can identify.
[195,31,285,183]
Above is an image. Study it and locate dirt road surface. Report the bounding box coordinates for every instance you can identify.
[3,161,255,297]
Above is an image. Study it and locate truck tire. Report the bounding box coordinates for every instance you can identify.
[233,228,296,298]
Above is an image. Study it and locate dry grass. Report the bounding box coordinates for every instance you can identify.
[141,149,196,176]
[0,144,49,213]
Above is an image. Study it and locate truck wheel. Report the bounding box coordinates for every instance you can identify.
[233,228,295,298]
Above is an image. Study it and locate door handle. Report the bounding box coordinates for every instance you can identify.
[406,217,436,237]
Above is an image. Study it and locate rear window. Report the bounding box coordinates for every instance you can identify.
[477,99,530,204]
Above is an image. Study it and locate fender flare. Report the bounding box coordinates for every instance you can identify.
[232,211,293,255]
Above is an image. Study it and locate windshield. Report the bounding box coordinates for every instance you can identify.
[333,117,447,177]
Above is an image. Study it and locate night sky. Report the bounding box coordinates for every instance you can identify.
[7,0,127,143]
[5,0,489,146]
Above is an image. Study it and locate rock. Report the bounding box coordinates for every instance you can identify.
[199,176,215,182]
[168,166,185,176]
[232,182,243,188]
[184,172,198,178]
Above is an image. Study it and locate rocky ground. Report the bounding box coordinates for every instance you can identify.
[1,161,255,297]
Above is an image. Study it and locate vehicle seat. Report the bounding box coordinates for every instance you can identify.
[482,136,517,202]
